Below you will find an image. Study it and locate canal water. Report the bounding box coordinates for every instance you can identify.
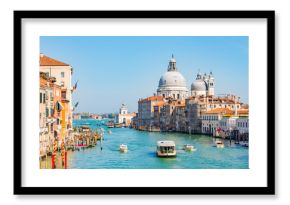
[69,119,248,169]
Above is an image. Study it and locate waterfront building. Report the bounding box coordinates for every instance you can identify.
[205,95,241,111]
[160,99,186,132]
[137,96,165,130]
[73,113,82,120]
[90,114,98,119]
[115,104,136,127]
[201,108,235,136]
[157,55,188,100]
[236,114,249,134]
[185,95,210,134]
[39,72,63,156]
[201,106,249,137]
[131,113,138,129]
[175,104,187,132]
[159,102,174,131]
[39,54,74,159]
[219,116,238,137]
[80,112,90,119]
[39,74,52,157]
[40,53,74,129]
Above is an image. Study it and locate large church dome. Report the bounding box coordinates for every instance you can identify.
[158,71,187,88]
[156,55,188,99]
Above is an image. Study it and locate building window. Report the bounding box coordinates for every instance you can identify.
[60,81,65,87]
[61,91,66,99]
[46,108,49,117]
[40,93,42,103]
[61,72,65,78]
[43,93,46,103]
[177,94,180,99]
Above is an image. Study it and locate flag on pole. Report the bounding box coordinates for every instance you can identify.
[73,80,78,91]
[73,102,79,111]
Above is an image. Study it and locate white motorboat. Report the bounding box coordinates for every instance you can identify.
[215,140,224,148]
[156,141,176,157]
[183,144,196,152]
[119,144,128,153]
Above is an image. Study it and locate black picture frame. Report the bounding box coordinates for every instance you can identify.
[14,10,275,195]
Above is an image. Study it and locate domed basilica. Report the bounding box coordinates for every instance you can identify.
[191,71,215,97]
[156,55,215,99]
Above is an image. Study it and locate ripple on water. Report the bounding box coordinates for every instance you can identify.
[69,120,249,169]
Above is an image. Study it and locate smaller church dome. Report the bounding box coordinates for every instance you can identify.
[191,79,207,91]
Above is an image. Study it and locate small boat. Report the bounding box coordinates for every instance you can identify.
[183,144,196,152]
[119,144,128,153]
[156,141,176,157]
[215,140,224,148]
[107,121,114,128]
[240,141,249,147]
[108,130,112,134]
[114,123,122,128]
[80,126,90,132]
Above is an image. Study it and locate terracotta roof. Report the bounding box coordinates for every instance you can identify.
[139,96,164,102]
[204,108,234,115]
[238,110,249,115]
[204,108,249,117]
[40,54,69,66]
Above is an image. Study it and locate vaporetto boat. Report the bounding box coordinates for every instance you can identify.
[156,141,176,157]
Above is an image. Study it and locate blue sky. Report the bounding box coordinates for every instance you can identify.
[40,36,248,114]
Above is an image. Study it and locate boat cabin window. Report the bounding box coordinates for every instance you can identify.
[158,146,175,153]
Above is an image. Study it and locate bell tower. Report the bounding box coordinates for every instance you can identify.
[207,71,215,96]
